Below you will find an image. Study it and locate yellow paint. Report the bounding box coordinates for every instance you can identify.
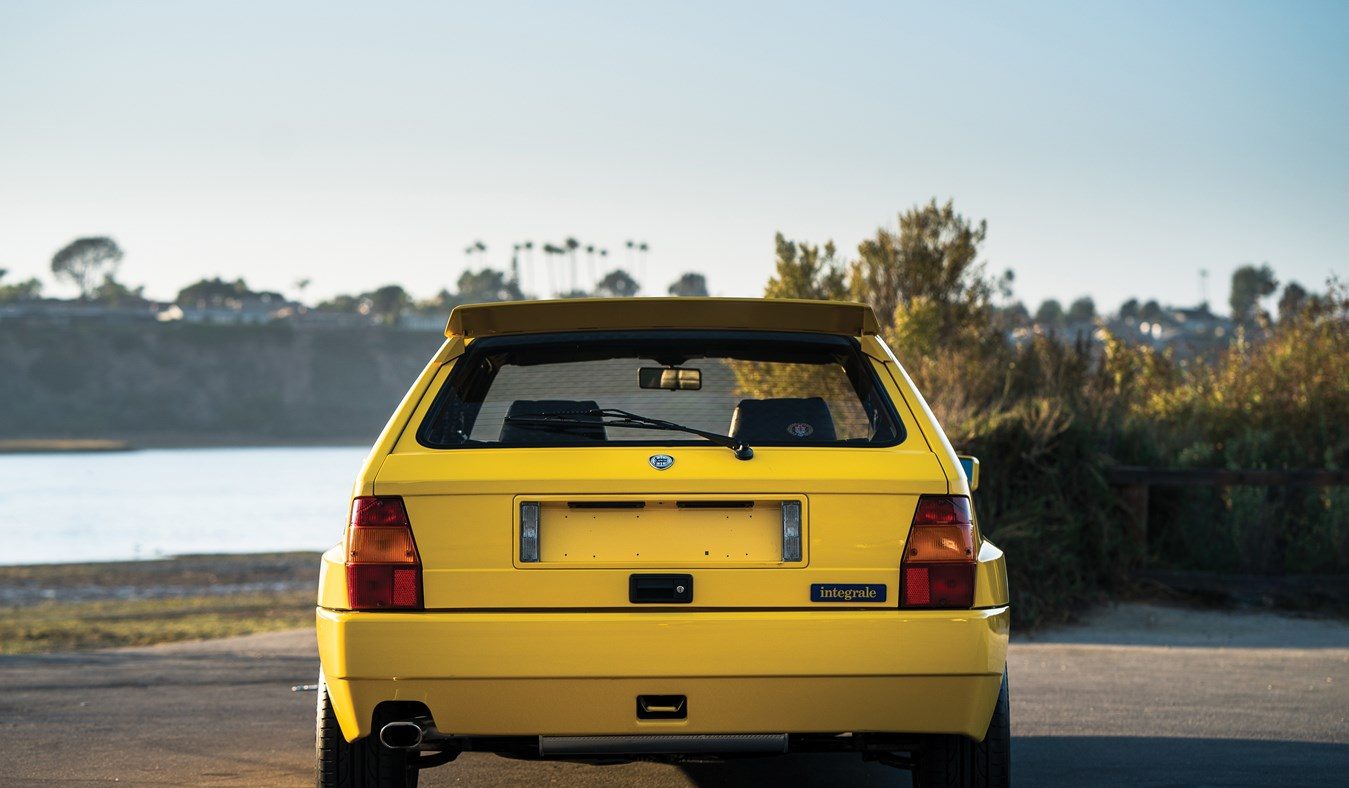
[318,606,1009,740]
[445,297,881,338]
[317,298,1010,745]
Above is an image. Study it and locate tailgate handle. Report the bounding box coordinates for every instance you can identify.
[629,574,693,604]
[637,694,687,720]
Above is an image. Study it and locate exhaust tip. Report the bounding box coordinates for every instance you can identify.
[379,720,425,750]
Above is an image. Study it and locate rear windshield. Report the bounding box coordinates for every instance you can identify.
[417,331,903,448]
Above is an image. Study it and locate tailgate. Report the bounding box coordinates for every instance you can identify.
[376,445,948,610]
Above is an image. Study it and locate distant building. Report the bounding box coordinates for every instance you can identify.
[1167,304,1231,337]
[397,313,446,332]
[158,293,296,325]
[286,307,377,328]
[0,299,162,323]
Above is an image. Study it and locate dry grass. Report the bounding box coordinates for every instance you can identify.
[0,591,315,654]
[0,552,320,654]
[0,438,132,453]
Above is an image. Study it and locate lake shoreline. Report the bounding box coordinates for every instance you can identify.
[0,439,135,454]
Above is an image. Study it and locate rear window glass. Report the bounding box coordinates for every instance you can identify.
[417,331,903,448]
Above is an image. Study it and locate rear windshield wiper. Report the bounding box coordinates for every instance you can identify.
[504,408,754,461]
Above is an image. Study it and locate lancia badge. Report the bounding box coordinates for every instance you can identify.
[648,454,675,470]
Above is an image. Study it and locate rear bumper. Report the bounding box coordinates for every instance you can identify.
[317,606,1010,742]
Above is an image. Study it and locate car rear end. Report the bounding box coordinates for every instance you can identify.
[315,298,1009,786]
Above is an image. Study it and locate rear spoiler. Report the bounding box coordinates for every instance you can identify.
[445,297,880,338]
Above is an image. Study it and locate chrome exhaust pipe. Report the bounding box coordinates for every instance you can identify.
[379,720,425,750]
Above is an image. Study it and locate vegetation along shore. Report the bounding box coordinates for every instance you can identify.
[0,553,320,654]
[0,439,133,454]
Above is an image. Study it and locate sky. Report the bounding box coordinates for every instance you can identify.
[1,0,1346,314]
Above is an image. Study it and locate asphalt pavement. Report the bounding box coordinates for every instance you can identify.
[2,604,1346,787]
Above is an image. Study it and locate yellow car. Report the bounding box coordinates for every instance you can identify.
[315,297,1010,787]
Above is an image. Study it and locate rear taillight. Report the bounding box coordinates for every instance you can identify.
[345,496,423,610]
[900,495,976,608]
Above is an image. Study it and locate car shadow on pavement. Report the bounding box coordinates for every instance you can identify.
[678,752,906,786]
[676,737,1349,787]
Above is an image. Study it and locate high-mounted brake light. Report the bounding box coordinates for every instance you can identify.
[345,496,423,610]
[900,495,976,608]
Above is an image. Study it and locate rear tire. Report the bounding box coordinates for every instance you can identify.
[316,676,419,788]
[912,668,1010,788]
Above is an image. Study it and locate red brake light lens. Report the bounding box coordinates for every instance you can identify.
[345,496,422,610]
[903,563,974,608]
[901,495,976,609]
[351,496,411,527]
[913,496,971,526]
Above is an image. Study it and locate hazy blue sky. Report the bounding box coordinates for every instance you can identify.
[2,0,1346,313]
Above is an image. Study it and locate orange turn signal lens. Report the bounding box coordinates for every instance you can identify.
[346,525,419,564]
[904,523,974,562]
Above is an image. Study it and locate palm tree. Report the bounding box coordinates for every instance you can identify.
[542,243,563,296]
[584,244,597,290]
[523,241,535,297]
[564,237,580,293]
[598,249,619,292]
[637,241,650,285]
[510,244,522,292]
[464,240,487,268]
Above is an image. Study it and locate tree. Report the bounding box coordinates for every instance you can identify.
[850,199,990,334]
[765,233,847,300]
[365,284,411,325]
[1230,264,1278,323]
[993,301,1031,330]
[668,272,709,297]
[91,274,146,306]
[564,237,580,292]
[1278,281,1308,322]
[1119,298,1140,322]
[455,268,524,304]
[51,237,124,299]
[594,269,640,298]
[177,277,250,307]
[316,293,363,313]
[1139,300,1164,323]
[584,244,598,288]
[1066,296,1096,324]
[541,243,563,296]
[0,269,43,303]
[1034,299,1065,326]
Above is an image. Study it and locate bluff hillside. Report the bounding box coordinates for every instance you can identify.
[0,322,443,443]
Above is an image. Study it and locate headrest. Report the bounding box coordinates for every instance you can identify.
[499,400,606,444]
[729,397,837,443]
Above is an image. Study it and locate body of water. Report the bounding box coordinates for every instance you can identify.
[0,447,370,565]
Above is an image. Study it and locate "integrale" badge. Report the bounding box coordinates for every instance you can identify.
[810,583,887,603]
